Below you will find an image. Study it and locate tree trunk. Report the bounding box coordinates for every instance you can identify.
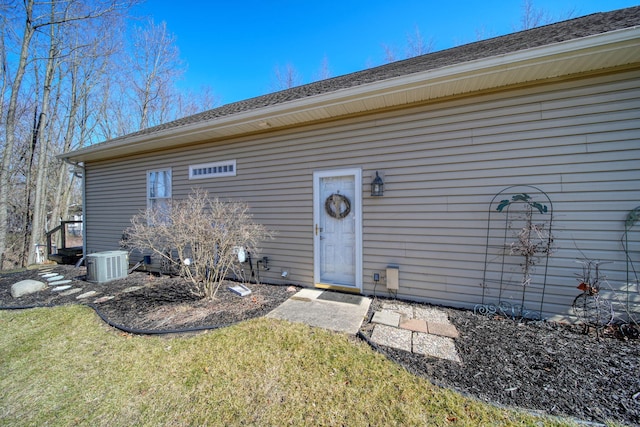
[50,59,80,239]
[27,6,58,265]
[0,0,35,269]
[20,107,40,266]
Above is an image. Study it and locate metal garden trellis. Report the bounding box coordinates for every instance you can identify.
[476,185,553,320]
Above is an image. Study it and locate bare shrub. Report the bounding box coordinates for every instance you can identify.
[509,220,553,287]
[123,189,273,299]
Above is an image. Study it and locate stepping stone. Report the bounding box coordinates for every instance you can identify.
[49,279,72,286]
[40,273,58,278]
[414,306,450,323]
[52,285,72,292]
[370,324,412,352]
[427,322,459,339]
[400,318,429,333]
[396,306,415,320]
[60,288,82,296]
[381,302,414,318]
[94,296,114,303]
[122,286,143,293]
[413,332,461,363]
[46,275,64,282]
[76,291,98,300]
[371,310,401,327]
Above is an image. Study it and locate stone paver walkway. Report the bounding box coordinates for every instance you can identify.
[369,302,461,363]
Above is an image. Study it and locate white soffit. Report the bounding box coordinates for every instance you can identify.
[63,27,640,163]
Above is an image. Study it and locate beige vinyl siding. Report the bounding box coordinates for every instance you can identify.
[84,68,640,321]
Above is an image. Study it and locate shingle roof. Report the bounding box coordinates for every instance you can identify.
[91,6,640,144]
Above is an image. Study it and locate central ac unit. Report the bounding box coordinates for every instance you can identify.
[86,250,128,284]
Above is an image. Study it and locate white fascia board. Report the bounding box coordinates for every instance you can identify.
[62,27,640,163]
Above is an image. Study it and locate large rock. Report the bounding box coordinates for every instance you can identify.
[11,279,47,298]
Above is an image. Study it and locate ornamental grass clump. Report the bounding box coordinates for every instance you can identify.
[123,189,273,299]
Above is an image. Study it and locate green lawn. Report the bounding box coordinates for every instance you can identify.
[0,305,573,426]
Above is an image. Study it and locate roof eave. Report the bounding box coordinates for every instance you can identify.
[61,27,640,163]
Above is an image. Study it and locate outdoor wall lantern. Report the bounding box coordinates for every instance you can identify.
[371,171,384,196]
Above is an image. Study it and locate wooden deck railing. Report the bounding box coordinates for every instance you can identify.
[45,220,83,257]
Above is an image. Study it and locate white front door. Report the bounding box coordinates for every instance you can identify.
[313,169,362,290]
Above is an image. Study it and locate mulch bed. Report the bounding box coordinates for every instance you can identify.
[0,265,299,332]
[361,298,639,425]
[1,264,639,425]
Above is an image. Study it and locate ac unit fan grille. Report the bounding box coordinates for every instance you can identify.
[86,251,128,284]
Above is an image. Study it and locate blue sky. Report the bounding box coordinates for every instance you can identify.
[133,1,639,105]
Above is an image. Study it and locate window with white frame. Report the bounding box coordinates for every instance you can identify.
[147,168,171,223]
[189,160,236,179]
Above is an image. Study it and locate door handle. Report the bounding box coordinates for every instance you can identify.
[315,224,323,235]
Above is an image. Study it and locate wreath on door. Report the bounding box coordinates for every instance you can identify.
[325,193,351,219]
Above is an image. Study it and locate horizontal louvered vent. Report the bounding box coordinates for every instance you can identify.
[189,160,236,179]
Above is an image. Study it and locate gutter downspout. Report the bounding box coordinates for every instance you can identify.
[62,158,86,264]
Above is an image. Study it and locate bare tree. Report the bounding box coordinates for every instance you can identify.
[0,1,219,268]
[94,74,136,139]
[405,26,434,58]
[175,86,219,118]
[0,0,37,268]
[519,0,551,30]
[127,19,184,130]
[381,43,398,63]
[94,18,213,138]
[473,26,495,42]
[313,55,331,81]
[27,1,65,265]
[0,8,8,143]
[272,63,301,91]
[0,0,134,268]
[517,0,576,30]
[382,26,434,63]
[48,21,110,237]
